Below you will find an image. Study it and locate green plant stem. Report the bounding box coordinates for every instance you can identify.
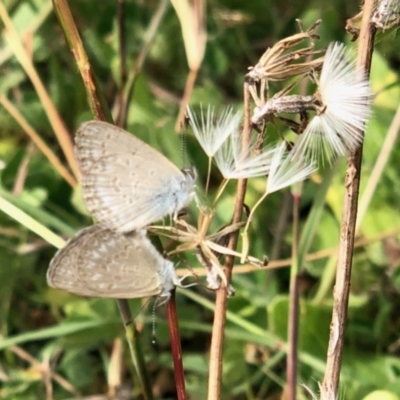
[240,191,268,262]
[286,193,300,400]
[117,299,154,400]
[123,323,154,400]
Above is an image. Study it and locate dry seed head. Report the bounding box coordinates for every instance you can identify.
[266,143,316,194]
[292,42,372,164]
[372,0,400,29]
[246,19,323,83]
[251,94,317,125]
[187,105,242,157]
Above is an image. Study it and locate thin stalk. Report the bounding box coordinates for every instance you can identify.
[207,80,251,400]
[321,0,376,397]
[115,0,127,128]
[123,323,154,400]
[212,178,230,207]
[242,192,268,235]
[117,0,127,87]
[286,193,301,400]
[116,275,154,400]
[286,276,299,400]
[167,291,187,400]
[205,157,213,194]
[240,192,268,262]
[52,0,113,122]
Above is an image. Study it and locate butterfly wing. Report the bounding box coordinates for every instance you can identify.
[75,121,194,232]
[47,225,174,298]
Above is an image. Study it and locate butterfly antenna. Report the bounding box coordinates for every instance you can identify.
[151,300,158,345]
[179,113,190,169]
[130,297,153,323]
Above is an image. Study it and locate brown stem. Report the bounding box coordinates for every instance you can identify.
[115,0,127,128]
[167,290,187,400]
[52,0,113,122]
[117,0,127,86]
[207,81,251,400]
[321,0,376,397]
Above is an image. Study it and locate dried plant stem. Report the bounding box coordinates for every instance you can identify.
[117,0,127,88]
[321,0,376,397]
[8,343,81,397]
[172,226,400,277]
[0,2,79,180]
[207,81,251,400]
[51,0,113,123]
[167,291,187,400]
[0,96,76,187]
[115,0,127,128]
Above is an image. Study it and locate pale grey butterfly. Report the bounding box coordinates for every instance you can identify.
[47,225,182,301]
[75,121,195,233]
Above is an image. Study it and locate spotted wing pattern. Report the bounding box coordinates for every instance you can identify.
[47,225,177,299]
[75,121,195,232]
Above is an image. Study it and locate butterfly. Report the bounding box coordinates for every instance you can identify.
[75,121,195,232]
[47,225,181,301]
